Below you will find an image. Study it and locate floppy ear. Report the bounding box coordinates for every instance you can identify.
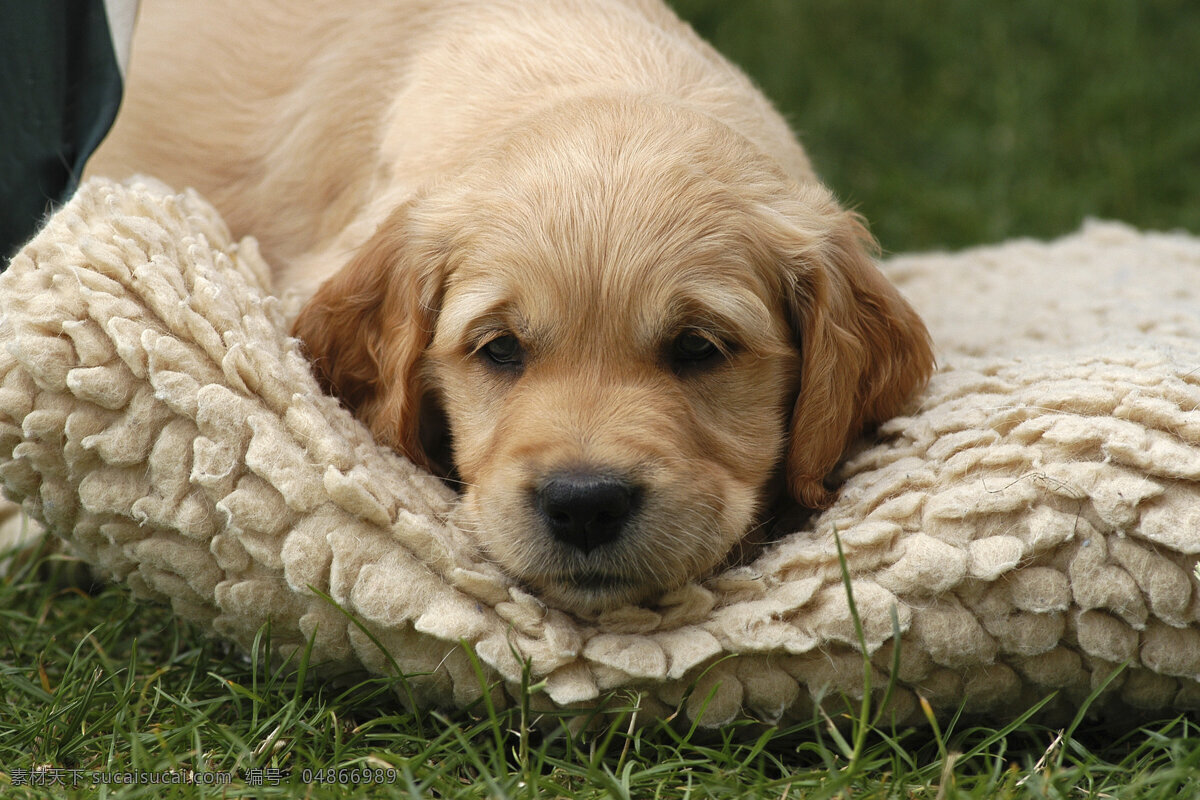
[778,201,934,508]
[291,204,446,473]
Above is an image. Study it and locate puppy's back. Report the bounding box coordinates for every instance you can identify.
[89,0,815,279]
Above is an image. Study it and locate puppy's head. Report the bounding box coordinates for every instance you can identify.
[293,99,932,611]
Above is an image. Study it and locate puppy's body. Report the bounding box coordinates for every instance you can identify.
[90,0,811,295]
[91,0,933,610]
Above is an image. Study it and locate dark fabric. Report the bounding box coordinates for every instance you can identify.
[1,1,124,265]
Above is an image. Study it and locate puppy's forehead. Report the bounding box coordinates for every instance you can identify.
[438,224,783,351]
[428,104,801,349]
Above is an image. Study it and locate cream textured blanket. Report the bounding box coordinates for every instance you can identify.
[2,178,1198,726]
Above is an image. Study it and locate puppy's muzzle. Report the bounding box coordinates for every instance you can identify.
[534,470,643,553]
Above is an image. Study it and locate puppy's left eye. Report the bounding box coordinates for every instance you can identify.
[479,333,525,369]
[670,331,722,370]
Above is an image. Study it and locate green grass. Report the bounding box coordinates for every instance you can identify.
[3,541,1199,799]
[670,0,1200,252]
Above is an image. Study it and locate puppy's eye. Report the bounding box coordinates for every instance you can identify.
[670,331,722,370]
[479,333,525,369]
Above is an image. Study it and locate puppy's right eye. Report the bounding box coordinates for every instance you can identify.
[479,333,525,369]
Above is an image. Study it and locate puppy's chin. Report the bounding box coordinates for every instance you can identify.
[459,473,761,613]
[522,570,653,613]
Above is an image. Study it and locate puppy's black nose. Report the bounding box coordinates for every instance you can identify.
[535,472,640,553]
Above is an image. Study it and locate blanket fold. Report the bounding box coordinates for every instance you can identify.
[2,177,1198,725]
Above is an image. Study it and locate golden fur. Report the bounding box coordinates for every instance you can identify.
[89,0,933,610]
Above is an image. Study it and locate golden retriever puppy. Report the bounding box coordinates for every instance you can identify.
[88,0,934,610]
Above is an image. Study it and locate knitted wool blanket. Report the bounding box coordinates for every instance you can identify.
[2,177,1198,726]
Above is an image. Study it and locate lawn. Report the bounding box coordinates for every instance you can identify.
[672,0,1200,253]
[3,543,1199,799]
[4,2,1200,797]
